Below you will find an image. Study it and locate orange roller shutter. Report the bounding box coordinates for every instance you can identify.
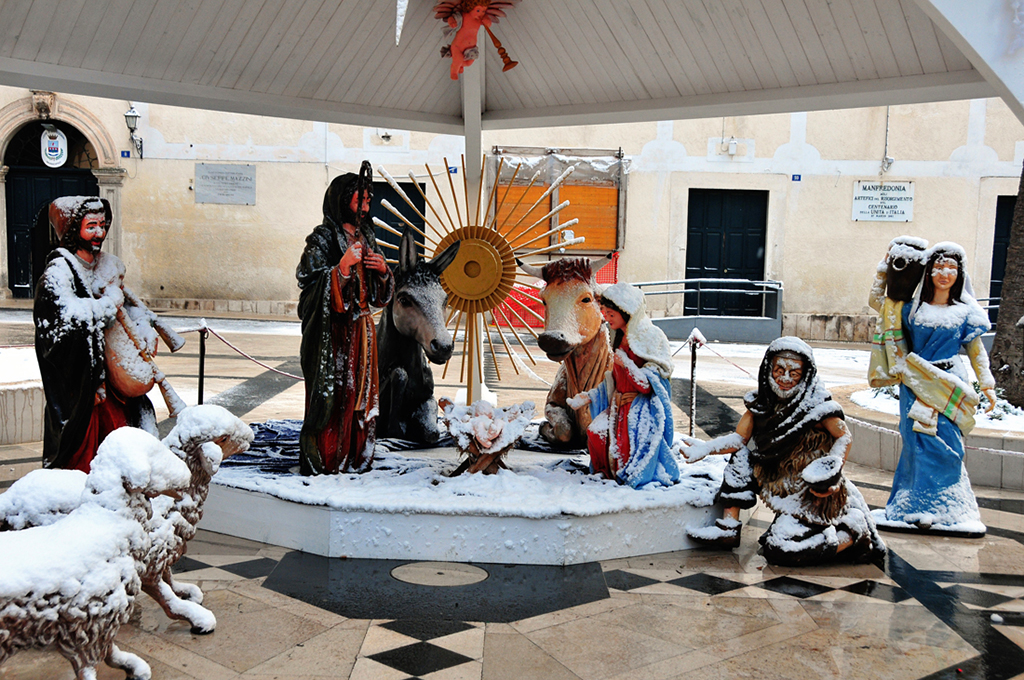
[559,185,618,251]
[496,184,550,244]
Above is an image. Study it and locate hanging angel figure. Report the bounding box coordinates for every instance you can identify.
[435,0,520,80]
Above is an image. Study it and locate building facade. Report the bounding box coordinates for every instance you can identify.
[0,86,1019,341]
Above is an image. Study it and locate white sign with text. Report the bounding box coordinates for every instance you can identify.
[195,164,256,205]
[852,180,913,222]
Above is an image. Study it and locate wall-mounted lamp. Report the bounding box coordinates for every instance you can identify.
[124,105,143,159]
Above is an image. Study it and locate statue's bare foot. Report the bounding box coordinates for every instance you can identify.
[687,517,741,549]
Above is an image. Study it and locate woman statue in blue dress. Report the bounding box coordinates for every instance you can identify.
[869,241,996,536]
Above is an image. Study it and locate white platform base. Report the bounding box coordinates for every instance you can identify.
[198,447,728,566]
[0,383,43,445]
[201,484,718,565]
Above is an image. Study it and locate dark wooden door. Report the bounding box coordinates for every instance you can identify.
[6,167,99,298]
[369,181,427,261]
[989,195,1014,324]
[685,188,768,316]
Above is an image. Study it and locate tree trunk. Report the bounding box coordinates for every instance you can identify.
[990,161,1024,407]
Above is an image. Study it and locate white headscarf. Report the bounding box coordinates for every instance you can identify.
[601,282,673,379]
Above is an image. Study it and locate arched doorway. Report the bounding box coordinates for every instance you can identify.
[3,119,99,298]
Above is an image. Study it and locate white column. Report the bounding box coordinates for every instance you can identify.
[92,167,126,259]
[461,30,486,403]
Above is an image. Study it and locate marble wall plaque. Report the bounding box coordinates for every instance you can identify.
[195,163,256,205]
[852,180,913,222]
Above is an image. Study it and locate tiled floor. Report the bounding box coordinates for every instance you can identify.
[3,311,1024,679]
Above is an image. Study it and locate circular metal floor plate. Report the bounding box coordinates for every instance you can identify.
[390,561,489,587]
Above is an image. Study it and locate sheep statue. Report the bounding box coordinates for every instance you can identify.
[144,404,253,632]
[0,404,253,635]
[0,426,191,680]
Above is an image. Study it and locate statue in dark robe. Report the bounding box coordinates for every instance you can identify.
[296,162,394,475]
[34,197,157,471]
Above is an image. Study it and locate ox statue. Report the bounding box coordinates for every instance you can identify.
[518,256,614,447]
[377,229,461,443]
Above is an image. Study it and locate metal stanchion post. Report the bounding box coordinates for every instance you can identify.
[198,328,207,405]
[689,337,698,437]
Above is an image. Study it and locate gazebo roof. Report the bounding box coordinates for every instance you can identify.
[0,0,1018,134]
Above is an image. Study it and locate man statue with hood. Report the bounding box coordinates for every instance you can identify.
[34,196,158,472]
[568,282,680,489]
[297,162,394,475]
[681,337,885,566]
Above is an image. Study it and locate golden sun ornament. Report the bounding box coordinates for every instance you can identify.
[373,156,583,395]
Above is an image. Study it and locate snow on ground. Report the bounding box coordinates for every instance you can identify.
[670,341,871,388]
[0,347,40,385]
[168,316,301,337]
[851,388,1024,433]
[850,389,901,417]
[214,442,727,518]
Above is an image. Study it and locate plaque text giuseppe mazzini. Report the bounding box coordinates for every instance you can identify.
[194,163,257,205]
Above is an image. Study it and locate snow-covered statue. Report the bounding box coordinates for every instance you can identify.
[376,228,461,444]
[568,283,680,489]
[297,162,395,475]
[0,427,192,680]
[518,256,614,448]
[681,338,885,566]
[439,398,535,474]
[1,405,253,636]
[868,240,996,537]
[35,196,183,472]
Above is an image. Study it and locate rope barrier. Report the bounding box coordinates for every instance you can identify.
[845,414,1023,458]
[684,336,1022,459]
[176,325,303,381]
[688,340,757,380]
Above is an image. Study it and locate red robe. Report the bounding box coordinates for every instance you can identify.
[587,341,651,480]
[297,223,393,475]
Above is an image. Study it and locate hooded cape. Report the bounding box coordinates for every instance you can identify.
[587,283,679,488]
[744,337,844,464]
[296,171,393,474]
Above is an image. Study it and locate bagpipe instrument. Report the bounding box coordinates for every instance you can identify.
[104,285,187,417]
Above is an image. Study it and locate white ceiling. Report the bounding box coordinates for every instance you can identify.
[0,0,1014,135]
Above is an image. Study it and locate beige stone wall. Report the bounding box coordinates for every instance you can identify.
[1,85,1021,341]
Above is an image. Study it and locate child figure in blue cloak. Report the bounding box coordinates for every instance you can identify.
[568,282,680,489]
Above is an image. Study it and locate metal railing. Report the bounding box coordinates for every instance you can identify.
[977,296,1002,324]
[634,278,784,319]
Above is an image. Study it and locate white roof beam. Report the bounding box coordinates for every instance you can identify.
[481,70,994,130]
[0,56,464,135]
[912,0,1024,124]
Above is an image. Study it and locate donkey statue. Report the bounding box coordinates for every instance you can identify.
[518,256,614,447]
[376,229,461,443]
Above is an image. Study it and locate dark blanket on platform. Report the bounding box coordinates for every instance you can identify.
[221,419,587,475]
